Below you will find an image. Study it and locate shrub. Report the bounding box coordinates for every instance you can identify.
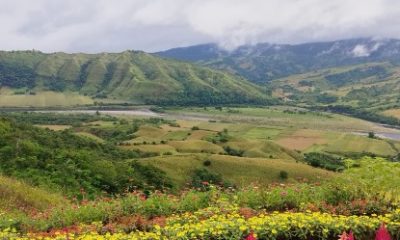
[279,170,288,180]
[223,146,244,157]
[191,168,223,189]
[368,132,375,139]
[203,160,212,167]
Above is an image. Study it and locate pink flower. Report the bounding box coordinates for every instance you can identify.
[376,224,391,240]
[339,231,348,240]
[339,231,355,240]
[348,231,355,240]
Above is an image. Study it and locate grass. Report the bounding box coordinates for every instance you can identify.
[322,133,398,156]
[231,126,284,140]
[0,175,64,212]
[168,140,224,154]
[34,124,71,131]
[187,130,214,140]
[162,130,190,141]
[276,129,328,151]
[0,91,93,107]
[74,131,105,143]
[382,108,400,119]
[167,106,391,133]
[135,125,167,138]
[121,144,176,154]
[140,153,333,187]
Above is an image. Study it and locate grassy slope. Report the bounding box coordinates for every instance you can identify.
[0,175,64,212]
[140,153,333,187]
[0,51,269,107]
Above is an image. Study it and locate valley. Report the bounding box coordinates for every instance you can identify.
[3,1,400,238]
[1,107,400,239]
[1,39,400,240]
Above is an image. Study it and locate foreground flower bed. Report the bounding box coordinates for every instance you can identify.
[1,207,400,240]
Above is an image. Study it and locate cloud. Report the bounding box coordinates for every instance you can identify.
[1,0,400,52]
[352,45,371,57]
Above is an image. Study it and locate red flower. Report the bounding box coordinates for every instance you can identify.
[376,224,391,240]
[246,231,257,240]
[201,181,209,186]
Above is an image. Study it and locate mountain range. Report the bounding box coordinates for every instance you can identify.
[156,38,400,84]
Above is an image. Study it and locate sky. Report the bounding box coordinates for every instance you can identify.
[1,0,400,53]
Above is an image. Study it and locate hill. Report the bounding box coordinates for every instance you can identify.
[156,38,400,84]
[267,62,400,123]
[0,50,269,106]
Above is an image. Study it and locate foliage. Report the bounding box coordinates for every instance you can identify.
[325,65,389,87]
[0,112,117,126]
[304,152,345,171]
[190,168,224,189]
[0,117,171,196]
[0,62,36,88]
[317,105,400,127]
[223,146,244,157]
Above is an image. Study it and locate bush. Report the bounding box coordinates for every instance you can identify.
[368,132,375,139]
[304,152,344,171]
[191,168,223,189]
[279,170,288,180]
[223,146,244,157]
[203,160,211,167]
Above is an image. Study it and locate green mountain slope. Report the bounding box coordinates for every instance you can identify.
[0,51,270,106]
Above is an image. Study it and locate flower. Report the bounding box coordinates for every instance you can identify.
[339,231,348,240]
[376,224,391,240]
[246,231,257,240]
[348,231,355,240]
